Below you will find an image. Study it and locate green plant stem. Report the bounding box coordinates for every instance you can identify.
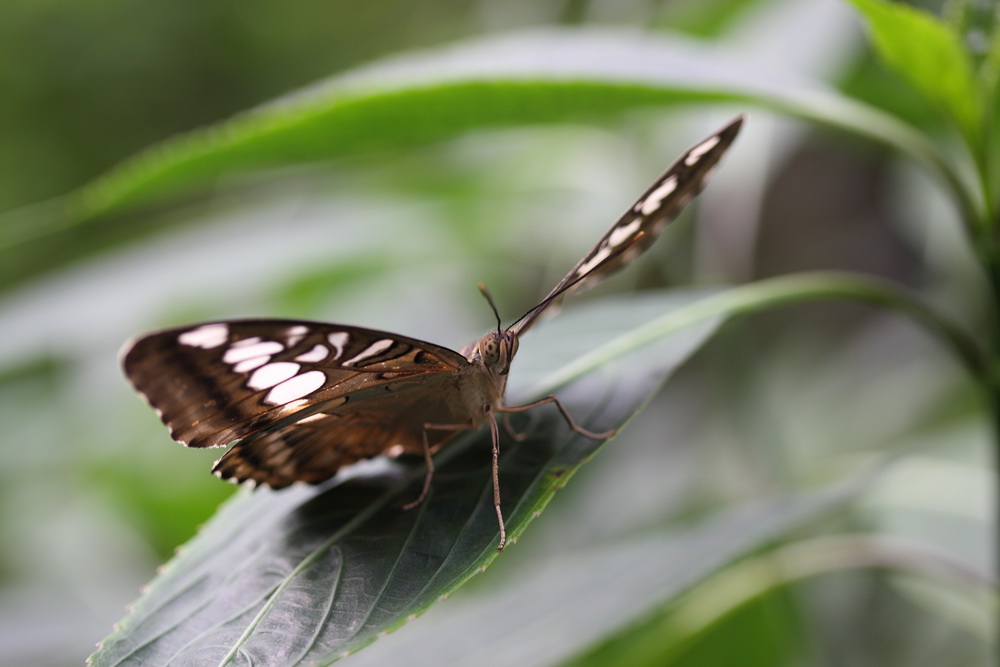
[666,533,997,656]
[538,271,989,397]
[568,531,995,667]
[537,268,998,480]
[983,257,1000,497]
[761,89,991,247]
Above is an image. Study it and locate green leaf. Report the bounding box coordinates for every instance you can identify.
[536,271,987,389]
[3,28,977,267]
[565,528,996,666]
[89,289,723,666]
[847,0,982,147]
[90,269,983,665]
[348,476,873,666]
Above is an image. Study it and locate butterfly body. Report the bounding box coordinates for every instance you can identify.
[123,116,744,549]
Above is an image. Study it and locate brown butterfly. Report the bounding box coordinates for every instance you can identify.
[122,116,743,550]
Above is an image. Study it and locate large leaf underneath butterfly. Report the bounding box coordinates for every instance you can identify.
[347,477,874,667]
[93,289,723,667]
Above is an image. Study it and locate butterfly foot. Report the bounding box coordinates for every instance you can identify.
[580,426,617,440]
[402,459,433,511]
[501,413,528,442]
[495,516,507,552]
[401,493,426,512]
[402,428,439,511]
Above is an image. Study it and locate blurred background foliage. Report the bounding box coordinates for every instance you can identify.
[0,0,994,665]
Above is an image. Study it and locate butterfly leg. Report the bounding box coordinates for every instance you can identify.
[501,412,528,442]
[402,421,472,512]
[499,395,617,440]
[402,429,436,512]
[402,417,509,552]
[487,412,507,551]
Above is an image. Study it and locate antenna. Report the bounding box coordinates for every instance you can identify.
[477,283,503,332]
[506,231,647,334]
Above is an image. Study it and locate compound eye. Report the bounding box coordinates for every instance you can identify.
[505,332,519,359]
[479,335,501,364]
[496,333,519,374]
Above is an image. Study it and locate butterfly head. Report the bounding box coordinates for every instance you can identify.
[476,329,519,375]
[470,282,519,375]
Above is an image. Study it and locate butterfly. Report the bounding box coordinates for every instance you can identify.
[122,115,743,551]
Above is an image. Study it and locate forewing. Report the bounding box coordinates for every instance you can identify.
[511,115,743,336]
[121,319,468,452]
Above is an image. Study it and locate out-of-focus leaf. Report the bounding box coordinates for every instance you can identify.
[3,28,970,273]
[565,527,997,667]
[568,587,807,667]
[89,289,722,666]
[847,0,982,146]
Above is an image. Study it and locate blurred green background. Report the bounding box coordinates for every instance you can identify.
[0,0,993,665]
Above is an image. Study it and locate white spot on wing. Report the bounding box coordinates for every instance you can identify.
[327,332,350,359]
[639,175,678,215]
[233,356,269,373]
[575,246,612,277]
[298,413,328,424]
[248,362,301,390]
[684,135,720,166]
[278,398,310,413]
[607,217,641,248]
[342,338,394,366]
[286,325,308,346]
[264,370,327,405]
[178,324,228,349]
[231,337,262,348]
[295,344,328,363]
[223,340,284,363]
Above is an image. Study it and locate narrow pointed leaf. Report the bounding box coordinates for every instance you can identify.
[4,28,968,256]
[847,0,982,145]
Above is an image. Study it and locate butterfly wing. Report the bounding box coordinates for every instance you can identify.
[510,115,743,336]
[208,386,461,487]
[123,118,743,488]
[123,320,473,487]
